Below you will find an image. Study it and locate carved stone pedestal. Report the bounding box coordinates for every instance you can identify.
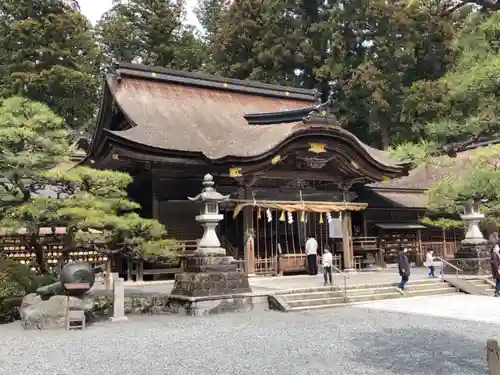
[451,242,490,275]
[170,255,252,297]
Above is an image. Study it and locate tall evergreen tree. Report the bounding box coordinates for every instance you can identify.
[320,0,456,148]
[96,0,206,71]
[0,0,101,130]
[210,0,314,86]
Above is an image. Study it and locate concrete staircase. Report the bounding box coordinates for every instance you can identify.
[269,279,458,312]
[468,277,495,295]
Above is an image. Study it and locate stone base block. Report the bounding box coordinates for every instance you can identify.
[90,292,269,317]
[167,295,268,316]
[183,255,238,273]
[170,270,252,297]
[450,242,490,275]
[110,316,128,322]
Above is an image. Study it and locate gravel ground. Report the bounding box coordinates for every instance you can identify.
[0,308,495,375]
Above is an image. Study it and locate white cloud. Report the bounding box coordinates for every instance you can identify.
[79,0,200,28]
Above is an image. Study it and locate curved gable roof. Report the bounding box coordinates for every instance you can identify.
[90,63,408,179]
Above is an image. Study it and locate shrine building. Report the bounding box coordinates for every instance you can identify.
[81,62,461,279]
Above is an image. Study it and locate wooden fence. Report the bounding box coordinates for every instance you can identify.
[487,339,500,375]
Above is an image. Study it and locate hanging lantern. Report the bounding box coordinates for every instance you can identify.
[326,212,332,224]
[279,211,286,221]
[287,212,293,224]
[319,213,324,224]
[266,209,272,222]
[300,211,305,222]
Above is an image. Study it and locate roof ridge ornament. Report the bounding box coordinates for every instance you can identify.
[303,83,341,125]
[243,84,341,126]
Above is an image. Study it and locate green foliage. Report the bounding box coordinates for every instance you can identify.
[426,145,500,225]
[209,0,309,85]
[388,140,439,166]
[0,257,56,323]
[209,0,457,146]
[96,0,205,71]
[3,167,182,262]
[196,0,229,41]
[0,0,101,129]
[0,97,70,213]
[421,217,464,229]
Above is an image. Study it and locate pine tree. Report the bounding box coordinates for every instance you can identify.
[96,0,206,71]
[0,97,180,269]
[0,0,101,130]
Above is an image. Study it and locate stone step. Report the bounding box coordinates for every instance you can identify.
[276,279,442,297]
[282,283,449,301]
[469,279,494,288]
[287,287,458,311]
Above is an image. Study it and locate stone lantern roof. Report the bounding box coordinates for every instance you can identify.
[187,174,230,203]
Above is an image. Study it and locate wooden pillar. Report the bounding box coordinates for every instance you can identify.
[242,187,255,274]
[416,229,423,266]
[362,211,368,238]
[342,211,354,271]
[152,194,160,220]
[126,258,132,281]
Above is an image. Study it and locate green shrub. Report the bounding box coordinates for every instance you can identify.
[0,258,57,323]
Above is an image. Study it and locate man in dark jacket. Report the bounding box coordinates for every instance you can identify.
[397,248,411,293]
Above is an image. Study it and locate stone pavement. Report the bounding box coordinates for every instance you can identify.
[356,294,500,324]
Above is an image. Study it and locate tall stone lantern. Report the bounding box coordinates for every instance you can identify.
[187,174,229,256]
[170,174,252,298]
[453,200,489,274]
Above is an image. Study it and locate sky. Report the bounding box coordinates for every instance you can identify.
[79,0,200,27]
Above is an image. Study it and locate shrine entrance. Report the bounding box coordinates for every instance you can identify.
[233,199,367,275]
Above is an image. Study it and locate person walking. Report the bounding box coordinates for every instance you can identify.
[322,248,333,286]
[305,234,318,275]
[426,249,436,278]
[397,247,411,293]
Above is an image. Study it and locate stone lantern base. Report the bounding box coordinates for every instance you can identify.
[452,241,490,275]
[170,253,252,297]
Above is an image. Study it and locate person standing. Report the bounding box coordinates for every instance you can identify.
[322,248,333,285]
[426,249,436,278]
[490,233,500,297]
[397,248,411,293]
[305,234,318,275]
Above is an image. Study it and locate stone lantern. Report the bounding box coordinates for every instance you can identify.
[460,200,487,245]
[187,174,229,255]
[453,200,489,275]
[170,173,252,298]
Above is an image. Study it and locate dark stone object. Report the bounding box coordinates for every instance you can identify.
[170,270,252,297]
[183,255,238,273]
[36,261,97,297]
[448,242,490,275]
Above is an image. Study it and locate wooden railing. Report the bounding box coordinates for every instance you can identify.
[353,236,378,251]
[420,241,458,259]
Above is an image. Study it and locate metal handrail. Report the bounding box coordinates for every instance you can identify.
[436,256,463,279]
[330,264,348,302]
